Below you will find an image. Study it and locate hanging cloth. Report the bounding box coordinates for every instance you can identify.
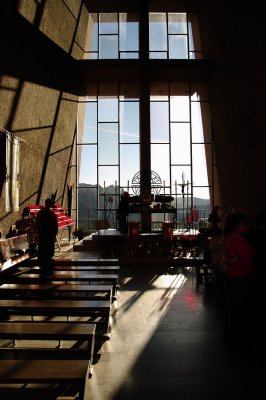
[5,132,20,212]
[67,184,73,217]
[0,133,6,198]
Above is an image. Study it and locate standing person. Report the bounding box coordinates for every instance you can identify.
[208,205,222,230]
[247,210,266,341]
[36,198,58,268]
[117,191,130,234]
[222,213,255,349]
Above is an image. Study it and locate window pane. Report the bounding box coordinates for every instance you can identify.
[168,13,187,34]
[120,52,139,59]
[192,144,209,186]
[99,13,118,34]
[98,98,118,122]
[78,145,97,185]
[171,123,191,164]
[120,144,139,186]
[98,123,118,165]
[119,14,139,52]
[170,95,190,122]
[98,166,118,188]
[193,187,210,204]
[86,14,98,52]
[149,52,167,59]
[191,102,211,143]
[151,144,170,186]
[78,187,97,223]
[191,102,204,143]
[99,35,118,59]
[150,102,169,143]
[120,102,139,143]
[169,35,188,59]
[83,103,97,143]
[149,13,167,51]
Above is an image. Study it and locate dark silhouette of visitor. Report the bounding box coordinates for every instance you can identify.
[208,205,222,230]
[117,191,130,234]
[222,212,255,349]
[36,198,58,268]
[247,210,266,342]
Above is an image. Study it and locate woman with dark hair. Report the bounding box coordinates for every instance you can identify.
[223,213,255,348]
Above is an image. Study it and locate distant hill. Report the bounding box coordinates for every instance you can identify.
[78,183,211,220]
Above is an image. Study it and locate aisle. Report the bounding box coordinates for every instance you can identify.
[84,263,266,400]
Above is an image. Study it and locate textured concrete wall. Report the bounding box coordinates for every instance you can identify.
[0,0,88,237]
[199,1,266,221]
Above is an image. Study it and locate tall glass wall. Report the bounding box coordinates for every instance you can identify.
[150,81,212,227]
[76,10,213,231]
[77,83,140,232]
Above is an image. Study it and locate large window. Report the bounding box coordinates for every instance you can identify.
[76,8,213,231]
[149,13,202,59]
[77,83,140,231]
[150,81,212,225]
[84,13,139,59]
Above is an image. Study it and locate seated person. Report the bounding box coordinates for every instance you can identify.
[15,207,38,251]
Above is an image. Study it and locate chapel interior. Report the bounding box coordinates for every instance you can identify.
[0,1,266,399]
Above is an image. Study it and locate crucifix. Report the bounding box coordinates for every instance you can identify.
[178,172,189,228]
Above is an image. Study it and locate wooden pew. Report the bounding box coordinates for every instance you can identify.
[0,299,111,339]
[27,264,120,273]
[21,257,120,267]
[0,321,95,375]
[0,283,114,302]
[0,359,89,399]
[0,235,32,279]
[10,271,119,299]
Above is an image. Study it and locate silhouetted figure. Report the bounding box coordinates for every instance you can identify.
[222,213,255,349]
[208,205,222,230]
[247,210,266,341]
[117,191,130,234]
[15,207,38,253]
[36,198,58,268]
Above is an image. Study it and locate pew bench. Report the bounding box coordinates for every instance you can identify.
[27,264,120,273]
[0,299,112,339]
[0,283,114,302]
[20,257,120,268]
[0,321,96,376]
[0,359,89,399]
[10,271,119,300]
[0,235,32,279]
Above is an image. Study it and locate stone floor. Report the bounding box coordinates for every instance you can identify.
[83,258,266,400]
[2,240,266,400]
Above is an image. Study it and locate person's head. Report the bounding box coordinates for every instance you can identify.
[22,207,30,218]
[224,212,248,236]
[45,198,53,208]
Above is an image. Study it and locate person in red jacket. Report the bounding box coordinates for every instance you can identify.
[222,212,255,348]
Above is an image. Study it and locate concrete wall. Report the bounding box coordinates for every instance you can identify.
[199,0,266,220]
[0,0,88,237]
